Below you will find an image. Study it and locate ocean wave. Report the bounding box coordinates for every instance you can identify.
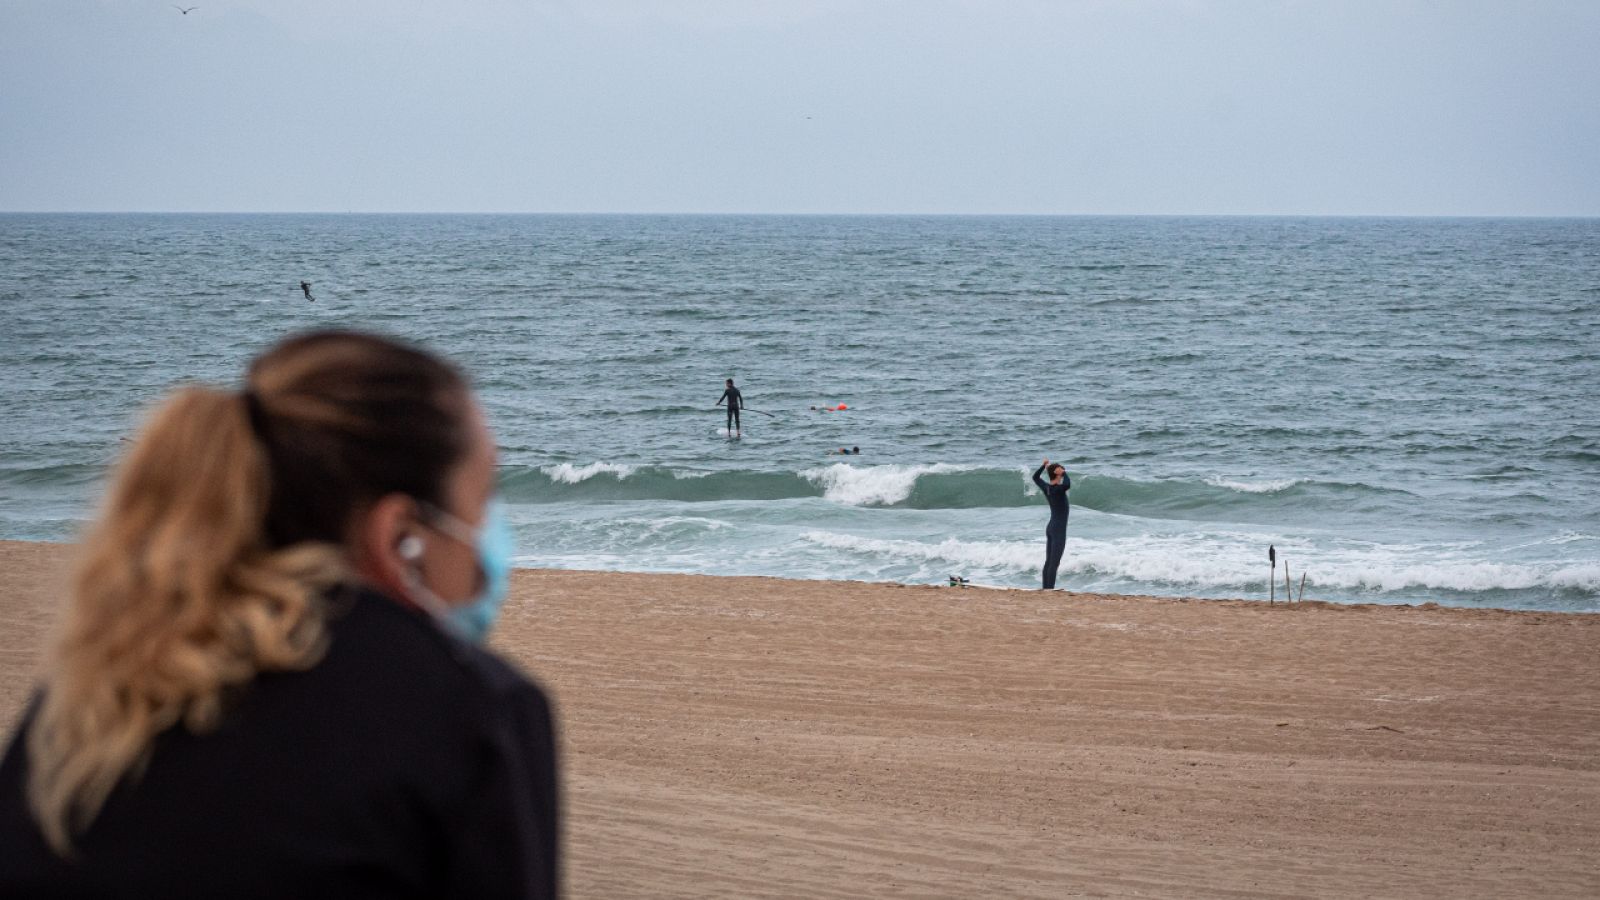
[1548,532,1599,546]
[499,464,812,504]
[1549,564,1600,590]
[799,463,991,506]
[540,461,639,484]
[496,462,1403,517]
[1068,474,1407,519]
[3,455,1400,521]
[501,462,1034,508]
[1306,558,1600,594]
[800,530,1283,587]
[797,530,1317,589]
[1545,448,1600,464]
[1202,476,1303,494]
[0,462,107,488]
[613,515,735,540]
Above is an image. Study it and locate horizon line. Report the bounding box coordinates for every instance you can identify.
[2,210,1597,220]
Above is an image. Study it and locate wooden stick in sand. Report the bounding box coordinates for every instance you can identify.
[1298,571,1307,603]
[1284,560,1293,605]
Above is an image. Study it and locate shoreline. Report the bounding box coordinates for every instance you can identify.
[6,535,1591,616]
[503,565,1600,616]
[3,539,1598,897]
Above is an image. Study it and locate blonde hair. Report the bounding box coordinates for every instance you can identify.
[25,330,468,855]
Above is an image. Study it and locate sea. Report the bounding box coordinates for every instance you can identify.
[2,214,1597,611]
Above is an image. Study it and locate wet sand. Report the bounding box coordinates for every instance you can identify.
[3,540,1597,897]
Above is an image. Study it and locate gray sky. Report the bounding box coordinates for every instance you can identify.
[2,0,1596,215]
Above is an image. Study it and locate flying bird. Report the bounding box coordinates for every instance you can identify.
[173,5,198,14]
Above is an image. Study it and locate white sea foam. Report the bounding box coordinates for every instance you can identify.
[1059,536,1261,587]
[1548,531,1599,546]
[1312,559,1600,594]
[541,462,638,484]
[1326,561,1541,593]
[801,530,1040,571]
[1549,564,1600,590]
[798,530,1275,587]
[617,515,734,538]
[1203,475,1303,494]
[1076,537,1600,596]
[797,528,1600,597]
[800,463,978,506]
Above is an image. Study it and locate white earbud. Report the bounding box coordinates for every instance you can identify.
[398,535,426,562]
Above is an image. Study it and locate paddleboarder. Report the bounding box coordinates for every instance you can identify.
[716,378,743,437]
[1032,458,1071,589]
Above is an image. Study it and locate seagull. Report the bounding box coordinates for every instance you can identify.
[173,5,198,14]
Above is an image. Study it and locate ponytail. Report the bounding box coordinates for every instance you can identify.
[26,387,341,855]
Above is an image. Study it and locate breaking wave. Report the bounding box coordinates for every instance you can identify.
[496,462,1400,516]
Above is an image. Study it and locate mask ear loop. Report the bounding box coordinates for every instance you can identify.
[416,502,490,595]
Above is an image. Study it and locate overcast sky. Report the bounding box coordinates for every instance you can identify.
[2,0,1596,215]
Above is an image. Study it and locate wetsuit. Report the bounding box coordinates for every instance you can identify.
[718,386,743,432]
[1032,463,1071,589]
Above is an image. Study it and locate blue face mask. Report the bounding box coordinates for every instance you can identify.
[412,499,515,643]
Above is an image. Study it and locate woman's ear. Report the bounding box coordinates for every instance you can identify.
[352,493,421,595]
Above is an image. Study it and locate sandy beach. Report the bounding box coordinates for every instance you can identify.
[2,540,1597,898]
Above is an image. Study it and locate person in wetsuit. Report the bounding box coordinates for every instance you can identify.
[716,378,743,436]
[300,280,315,302]
[1032,458,1071,589]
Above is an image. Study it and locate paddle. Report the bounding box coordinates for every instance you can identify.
[715,405,777,419]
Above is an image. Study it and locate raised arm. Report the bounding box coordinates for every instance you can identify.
[1032,460,1049,492]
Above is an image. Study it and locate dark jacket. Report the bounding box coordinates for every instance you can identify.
[0,585,560,899]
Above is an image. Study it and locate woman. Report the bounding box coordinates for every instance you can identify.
[0,331,559,898]
[1032,458,1071,589]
